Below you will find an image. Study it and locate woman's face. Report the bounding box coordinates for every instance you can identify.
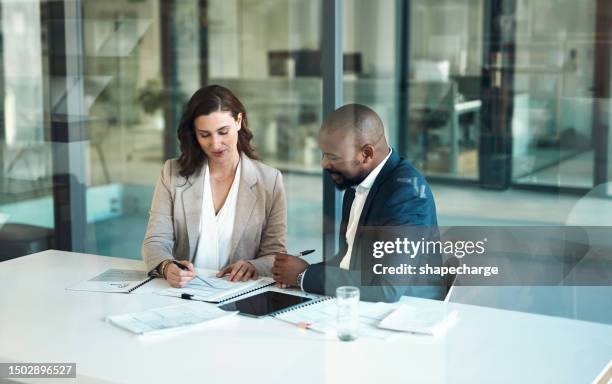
[194,111,241,162]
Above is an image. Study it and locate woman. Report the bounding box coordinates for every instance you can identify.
[142,85,286,288]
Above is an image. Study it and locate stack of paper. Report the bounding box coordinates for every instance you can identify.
[106,304,237,336]
[377,305,458,337]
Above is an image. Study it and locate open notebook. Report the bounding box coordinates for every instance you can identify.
[67,268,274,303]
[157,273,275,304]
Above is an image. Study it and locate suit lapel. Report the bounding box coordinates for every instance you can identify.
[357,150,400,228]
[182,161,205,259]
[351,150,400,268]
[228,153,258,261]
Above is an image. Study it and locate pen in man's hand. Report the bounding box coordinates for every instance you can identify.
[297,249,315,257]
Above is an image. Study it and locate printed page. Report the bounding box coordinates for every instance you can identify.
[106,304,237,335]
[67,268,151,293]
[378,305,458,336]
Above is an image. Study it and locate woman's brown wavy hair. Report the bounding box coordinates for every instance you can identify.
[177,85,258,178]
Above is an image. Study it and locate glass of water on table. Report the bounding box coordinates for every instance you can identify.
[336,286,360,341]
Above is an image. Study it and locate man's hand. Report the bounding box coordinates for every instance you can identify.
[272,253,309,287]
[216,260,258,282]
[165,260,196,288]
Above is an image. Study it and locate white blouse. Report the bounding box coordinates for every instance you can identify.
[193,161,241,270]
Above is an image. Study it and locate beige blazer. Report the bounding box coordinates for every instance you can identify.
[142,153,287,276]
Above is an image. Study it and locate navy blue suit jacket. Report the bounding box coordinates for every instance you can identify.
[302,150,446,302]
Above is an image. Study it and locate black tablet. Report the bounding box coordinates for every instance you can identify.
[218,291,313,318]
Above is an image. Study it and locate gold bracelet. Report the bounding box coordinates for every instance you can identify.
[160,260,171,279]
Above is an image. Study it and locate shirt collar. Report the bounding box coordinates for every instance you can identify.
[354,148,392,192]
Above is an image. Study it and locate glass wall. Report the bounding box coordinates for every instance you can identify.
[407,0,483,180]
[207,0,323,260]
[511,0,597,188]
[0,1,54,259]
[342,0,398,140]
[0,0,322,262]
[0,0,610,323]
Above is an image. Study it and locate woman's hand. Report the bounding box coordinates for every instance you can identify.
[216,260,258,282]
[164,260,196,288]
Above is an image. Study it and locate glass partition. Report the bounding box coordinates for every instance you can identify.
[511,0,598,189]
[0,0,323,261]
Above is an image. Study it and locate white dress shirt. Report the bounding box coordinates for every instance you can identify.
[300,149,392,290]
[194,161,241,270]
[338,149,392,270]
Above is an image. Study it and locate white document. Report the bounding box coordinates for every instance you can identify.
[106,304,237,336]
[378,305,458,337]
[67,268,153,293]
[158,273,274,303]
[275,299,398,340]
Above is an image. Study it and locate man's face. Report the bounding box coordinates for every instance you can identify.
[318,129,368,190]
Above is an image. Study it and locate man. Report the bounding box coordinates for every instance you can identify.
[272,104,445,302]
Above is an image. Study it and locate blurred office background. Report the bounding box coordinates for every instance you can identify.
[0,0,611,322]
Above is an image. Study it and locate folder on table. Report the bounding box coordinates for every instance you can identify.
[67,268,154,293]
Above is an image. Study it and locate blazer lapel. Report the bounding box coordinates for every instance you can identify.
[351,150,400,268]
[358,150,400,228]
[181,161,205,259]
[228,153,258,261]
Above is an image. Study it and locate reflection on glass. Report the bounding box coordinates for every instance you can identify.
[81,0,322,259]
[0,1,54,261]
[209,0,323,258]
[407,0,483,180]
[511,0,597,189]
[1,0,324,260]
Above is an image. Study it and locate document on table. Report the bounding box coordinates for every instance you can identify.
[377,304,458,337]
[274,299,398,340]
[157,273,274,303]
[106,304,237,336]
[67,268,154,293]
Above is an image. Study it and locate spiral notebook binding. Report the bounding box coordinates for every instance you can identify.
[219,281,276,303]
[273,295,332,315]
[127,276,155,293]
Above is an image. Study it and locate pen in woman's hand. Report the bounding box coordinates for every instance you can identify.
[172,261,204,282]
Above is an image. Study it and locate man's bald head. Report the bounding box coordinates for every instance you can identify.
[320,104,388,150]
[318,104,391,190]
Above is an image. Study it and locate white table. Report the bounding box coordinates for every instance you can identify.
[0,250,610,384]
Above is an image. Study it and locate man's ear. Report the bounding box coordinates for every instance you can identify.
[361,144,375,164]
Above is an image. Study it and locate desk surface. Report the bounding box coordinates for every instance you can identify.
[1,250,610,384]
